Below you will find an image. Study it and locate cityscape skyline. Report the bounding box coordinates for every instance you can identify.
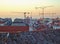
[0,0,60,18]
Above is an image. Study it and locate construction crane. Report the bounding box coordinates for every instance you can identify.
[39,13,56,18]
[35,6,53,18]
[11,12,30,19]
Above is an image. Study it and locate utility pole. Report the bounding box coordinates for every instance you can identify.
[35,6,53,18]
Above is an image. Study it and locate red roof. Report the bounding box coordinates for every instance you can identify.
[0,26,29,33]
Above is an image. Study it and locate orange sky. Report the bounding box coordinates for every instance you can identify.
[0,0,60,18]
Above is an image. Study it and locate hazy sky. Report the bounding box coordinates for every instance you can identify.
[0,0,60,18]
